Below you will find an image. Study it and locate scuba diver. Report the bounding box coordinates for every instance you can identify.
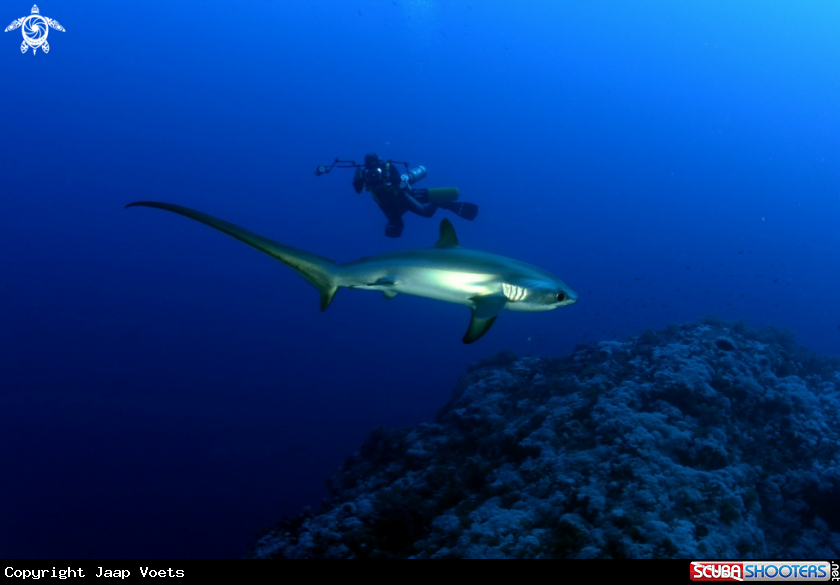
[315,153,478,238]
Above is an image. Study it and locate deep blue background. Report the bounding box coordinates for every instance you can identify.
[2,0,840,558]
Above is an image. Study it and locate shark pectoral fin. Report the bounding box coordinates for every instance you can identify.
[472,293,507,318]
[463,313,498,344]
[462,294,507,344]
[382,290,399,300]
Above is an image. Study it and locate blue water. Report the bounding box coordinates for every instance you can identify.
[2,0,840,558]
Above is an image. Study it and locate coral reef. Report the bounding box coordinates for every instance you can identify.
[250,319,840,558]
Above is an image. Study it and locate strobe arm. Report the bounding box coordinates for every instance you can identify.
[314,158,360,176]
[314,158,411,176]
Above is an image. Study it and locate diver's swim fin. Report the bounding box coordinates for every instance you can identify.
[441,201,478,221]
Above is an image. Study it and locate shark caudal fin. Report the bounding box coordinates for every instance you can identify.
[126,201,340,311]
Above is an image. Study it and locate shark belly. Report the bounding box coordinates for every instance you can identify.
[407,268,499,305]
[337,263,499,307]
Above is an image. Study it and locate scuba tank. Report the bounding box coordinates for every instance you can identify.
[400,166,427,189]
[426,187,460,202]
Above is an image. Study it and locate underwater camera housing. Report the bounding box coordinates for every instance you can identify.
[400,165,427,188]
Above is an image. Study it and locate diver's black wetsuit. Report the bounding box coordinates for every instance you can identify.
[352,160,432,237]
[353,154,478,238]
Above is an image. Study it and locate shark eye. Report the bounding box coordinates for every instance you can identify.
[556,292,566,302]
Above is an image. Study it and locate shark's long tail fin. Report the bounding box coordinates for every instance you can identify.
[126,201,340,311]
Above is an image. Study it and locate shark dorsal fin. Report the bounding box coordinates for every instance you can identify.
[434,219,460,247]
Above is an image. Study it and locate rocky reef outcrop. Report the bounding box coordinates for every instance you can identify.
[250,318,840,558]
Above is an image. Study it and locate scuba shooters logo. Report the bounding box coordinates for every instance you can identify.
[690,561,835,581]
[5,4,64,54]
